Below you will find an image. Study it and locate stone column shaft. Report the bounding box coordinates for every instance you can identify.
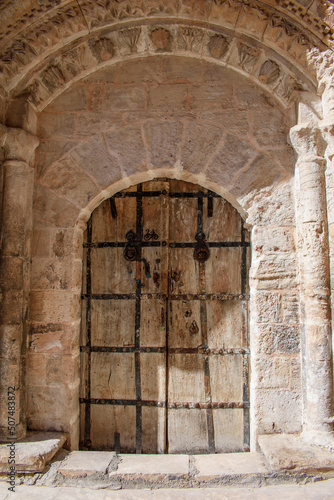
[290,124,334,441]
[0,127,38,441]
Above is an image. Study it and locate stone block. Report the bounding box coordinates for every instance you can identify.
[148,83,188,112]
[0,255,23,290]
[46,353,79,386]
[70,136,122,189]
[117,57,162,84]
[6,99,37,134]
[105,123,148,174]
[203,62,240,83]
[258,433,334,472]
[29,290,77,323]
[76,112,123,137]
[250,254,297,290]
[252,291,281,323]
[250,108,289,145]
[31,229,51,258]
[36,139,79,179]
[41,156,100,208]
[209,134,258,185]
[38,113,76,139]
[195,110,249,135]
[27,385,78,432]
[281,291,300,324]
[0,290,23,324]
[0,324,22,361]
[26,353,47,386]
[33,184,80,229]
[255,389,302,434]
[231,154,286,201]
[180,122,223,172]
[104,85,146,111]
[30,257,75,291]
[252,226,295,254]
[143,119,184,168]
[29,323,79,355]
[193,452,268,480]
[90,86,103,111]
[47,84,89,112]
[246,180,295,227]
[255,356,291,389]
[58,451,115,477]
[253,323,300,354]
[190,83,234,110]
[272,146,296,175]
[109,454,189,479]
[84,66,117,84]
[235,82,276,109]
[162,56,203,83]
[0,431,66,473]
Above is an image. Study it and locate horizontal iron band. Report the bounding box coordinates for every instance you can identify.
[80,346,250,355]
[79,398,249,409]
[83,241,249,249]
[81,293,249,301]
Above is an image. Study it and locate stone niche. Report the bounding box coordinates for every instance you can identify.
[24,55,302,451]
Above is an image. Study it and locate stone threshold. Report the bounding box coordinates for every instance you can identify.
[0,431,66,473]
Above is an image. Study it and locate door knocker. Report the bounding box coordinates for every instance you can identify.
[194,232,210,262]
[124,230,140,261]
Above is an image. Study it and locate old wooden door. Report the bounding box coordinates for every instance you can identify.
[80,180,250,454]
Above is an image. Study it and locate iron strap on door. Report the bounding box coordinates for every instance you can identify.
[80,181,250,453]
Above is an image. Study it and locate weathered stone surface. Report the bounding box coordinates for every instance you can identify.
[70,136,122,189]
[105,124,148,173]
[180,122,223,172]
[255,356,291,389]
[29,290,78,323]
[58,451,116,477]
[253,323,300,354]
[255,390,302,434]
[148,83,188,112]
[36,140,79,179]
[163,57,203,82]
[193,452,268,479]
[38,113,76,140]
[47,85,89,112]
[0,431,66,473]
[190,83,234,110]
[41,156,100,208]
[143,120,184,168]
[104,85,146,111]
[258,434,334,472]
[118,57,162,84]
[33,184,80,229]
[109,454,189,479]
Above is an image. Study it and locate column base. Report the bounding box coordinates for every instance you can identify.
[301,428,334,448]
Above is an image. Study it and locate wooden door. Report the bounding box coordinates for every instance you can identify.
[80,180,250,454]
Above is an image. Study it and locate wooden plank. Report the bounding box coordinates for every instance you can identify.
[90,405,136,452]
[91,247,137,294]
[168,300,201,349]
[142,407,166,453]
[206,300,245,349]
[91,300,135,347]
[90,352,136,400]
[168,354,205,402]
[140,299,166,347]
[140,353,166,401]
[203,197,242,242]
[213,409,244,453]
[205,248,242,294]
[210,355,244,402]
[168,409,208,454]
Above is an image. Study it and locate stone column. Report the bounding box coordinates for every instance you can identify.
[0,126,39,441]
[289,123,334,444]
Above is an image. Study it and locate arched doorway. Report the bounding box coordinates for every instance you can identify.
[79,179,250,454]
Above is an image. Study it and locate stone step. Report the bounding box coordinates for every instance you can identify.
[0,431,66,473]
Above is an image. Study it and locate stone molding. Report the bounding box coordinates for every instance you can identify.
[9,23,316,112]
[0,0,332,105]
[1,126,39,164]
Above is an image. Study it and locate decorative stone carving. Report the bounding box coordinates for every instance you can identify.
[89,37,114,62]
[118,28,141,53]
[258,60,280,86]
[208,34,230,59]
[238,43,261,73]
[42,65,66,93]
[150,28,172,51]
[178,27,204,52]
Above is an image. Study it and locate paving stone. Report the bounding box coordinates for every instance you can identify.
[0,432,66,473]
[193,452,269,480]
[258,434,334,472]
[109,454,189,479]
[58,451,116,477]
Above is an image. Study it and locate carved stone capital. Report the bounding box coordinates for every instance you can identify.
[320,119,334,161]
[289,124,326,160]
[2,126,39,164]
